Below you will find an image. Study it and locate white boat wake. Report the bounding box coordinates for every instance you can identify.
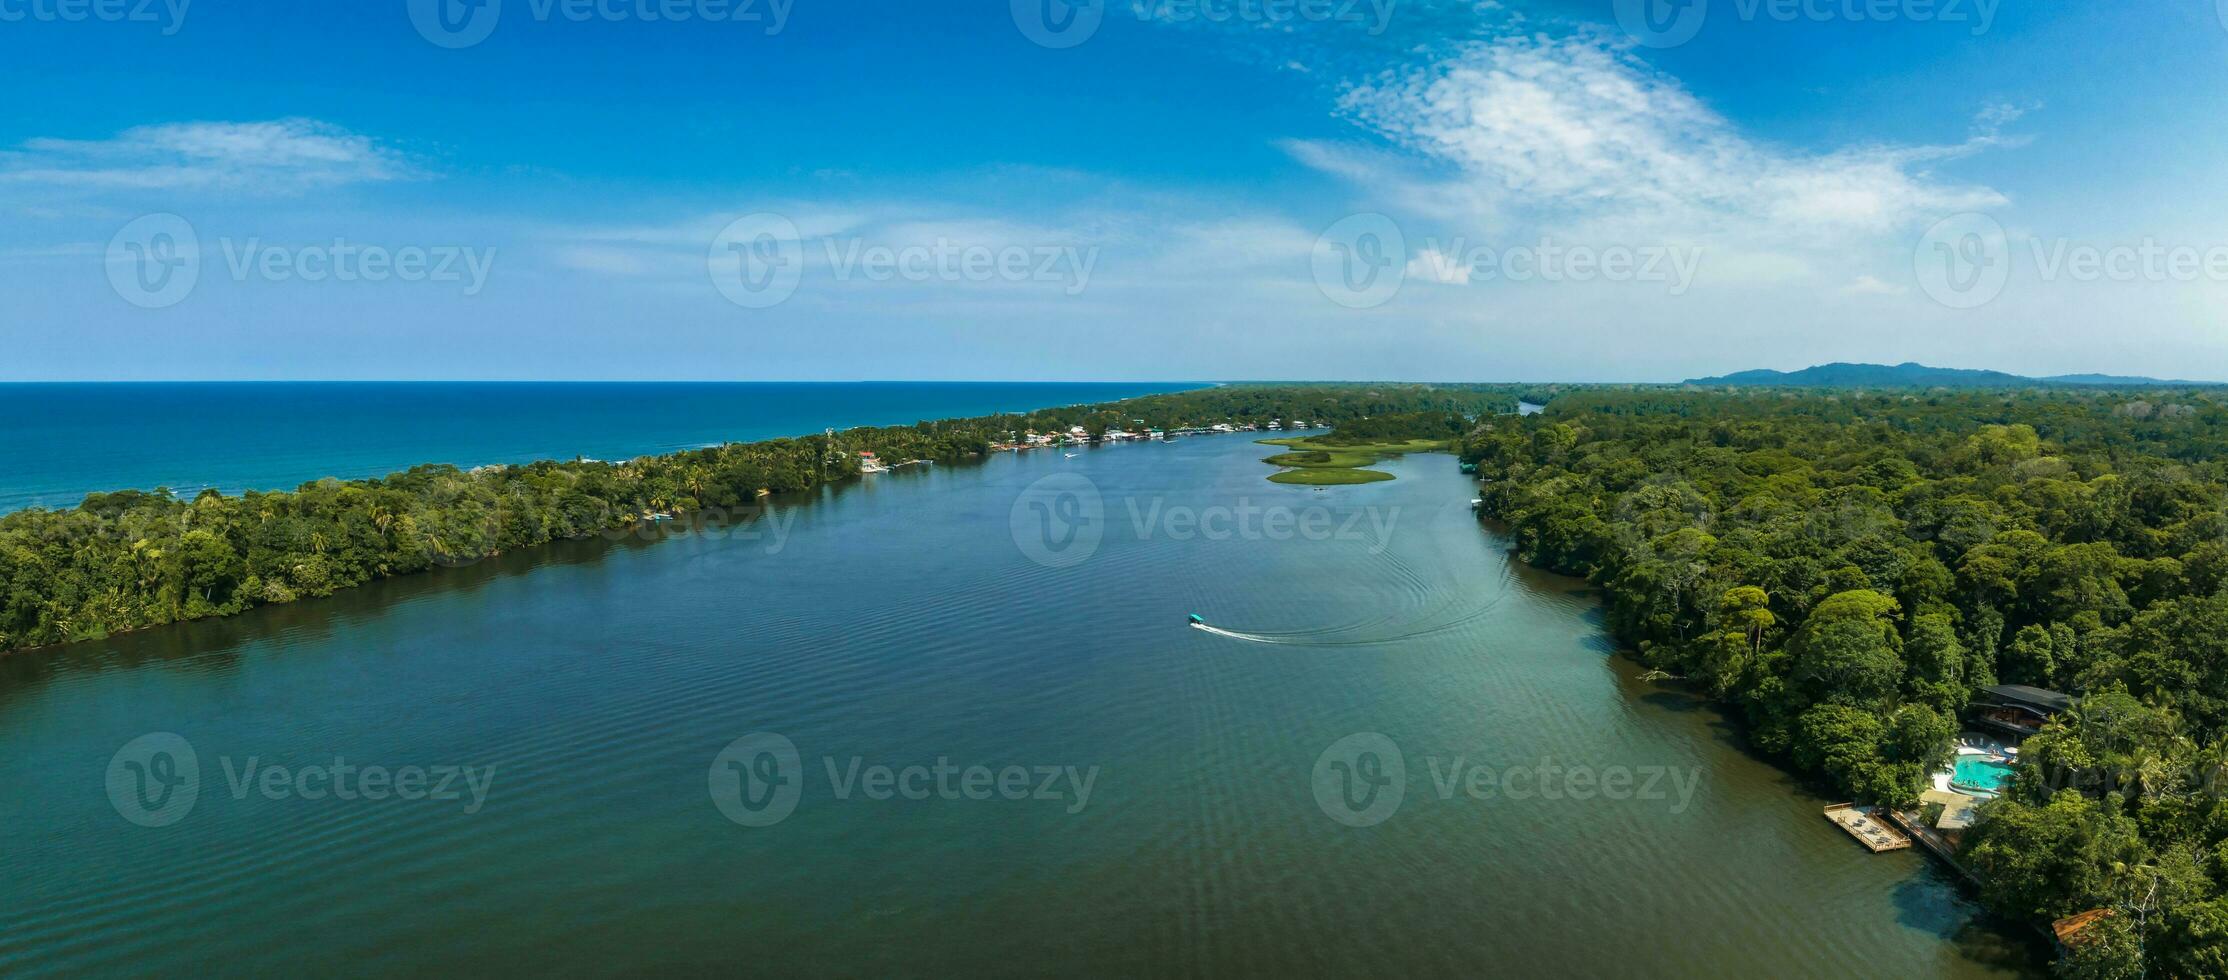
[1186,557,1520,648]
[1189,623,1283,643]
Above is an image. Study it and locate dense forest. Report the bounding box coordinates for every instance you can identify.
[1303,411,1473,445]
[1463,386,2228,977]
[0,383,1516,656]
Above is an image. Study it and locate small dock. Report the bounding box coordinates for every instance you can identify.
[1824,803,1911,852]
[1889,808,1981,883]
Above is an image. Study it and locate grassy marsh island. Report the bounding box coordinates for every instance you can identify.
[1257,411,1471,485]
[1266,465,1397,485]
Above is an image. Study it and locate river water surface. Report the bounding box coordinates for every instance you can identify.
[0,435,2036,976]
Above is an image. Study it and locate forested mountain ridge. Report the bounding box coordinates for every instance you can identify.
[1687,362,2216,388]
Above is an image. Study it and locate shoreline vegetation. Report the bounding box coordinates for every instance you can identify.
[1467,385,2228,975]
[1257,412,1469,485]
[0,384,1516,656]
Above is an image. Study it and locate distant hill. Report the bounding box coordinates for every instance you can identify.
[1684,362,2218,388]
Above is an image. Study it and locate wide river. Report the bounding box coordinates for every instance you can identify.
[0,434,2037,976]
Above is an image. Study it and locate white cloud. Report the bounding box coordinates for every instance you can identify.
[0,119,413,193]
[1332,33,2011,251]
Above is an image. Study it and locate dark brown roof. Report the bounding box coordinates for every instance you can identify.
[1982,684,2074,713]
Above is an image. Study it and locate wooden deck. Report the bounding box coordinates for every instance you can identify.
[1889,808,1980,882]
[1825,803,1912,852]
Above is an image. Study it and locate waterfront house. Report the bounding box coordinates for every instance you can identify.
[1969,684,2073,741]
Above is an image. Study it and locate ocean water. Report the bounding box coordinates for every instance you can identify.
[0,381,1201,513]
[0,435,2038,976]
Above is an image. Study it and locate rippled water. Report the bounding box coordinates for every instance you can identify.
[0,435,2037,976]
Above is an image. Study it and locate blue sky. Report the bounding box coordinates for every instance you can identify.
[5,1,2227,381]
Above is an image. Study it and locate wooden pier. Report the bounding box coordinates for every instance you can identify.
[1824,803,1911,852]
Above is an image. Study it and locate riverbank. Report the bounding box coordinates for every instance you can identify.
[0,384,1520,656]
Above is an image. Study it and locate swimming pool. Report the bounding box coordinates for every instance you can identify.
[1951,757,2016,796]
